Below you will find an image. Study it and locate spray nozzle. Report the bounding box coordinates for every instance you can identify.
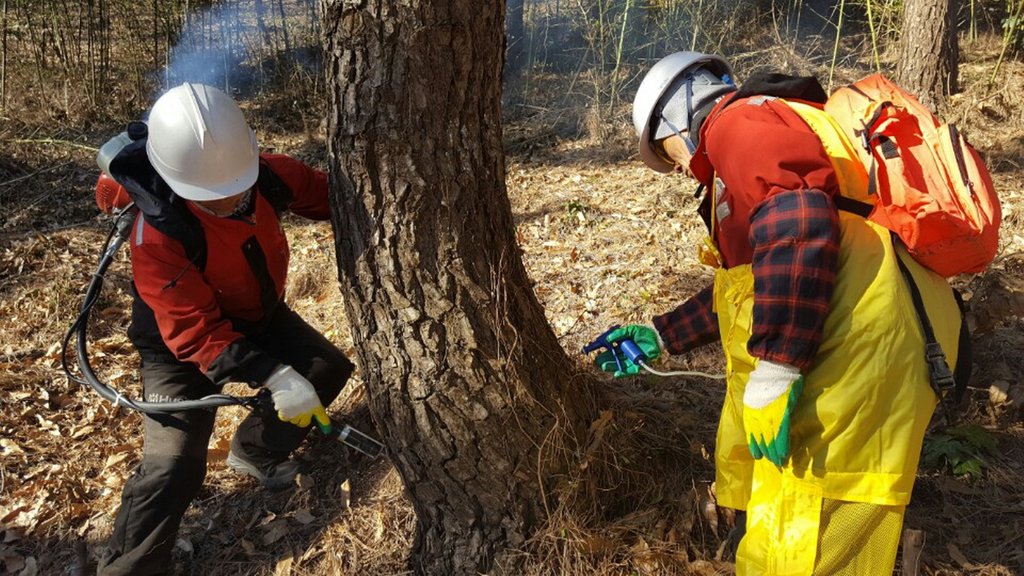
[582,325,648,372]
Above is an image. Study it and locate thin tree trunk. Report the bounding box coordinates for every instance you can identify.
[323,0,594,573]
[275,0,291,53]
[505,0,526,80]
[2,0,7,110]
[254,0,274,52]
[895,0,958,110]
[153,0,159,75]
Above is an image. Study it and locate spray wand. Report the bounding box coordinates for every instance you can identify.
[583,325,725,380]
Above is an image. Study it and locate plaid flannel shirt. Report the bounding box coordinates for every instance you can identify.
[653,188,839,369]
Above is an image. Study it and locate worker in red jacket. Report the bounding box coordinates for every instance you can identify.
[94,83,353,576]
[595,53,962,574]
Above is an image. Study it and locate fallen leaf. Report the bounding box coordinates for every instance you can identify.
[2,553,25,572]
[583,535,616,557]
[699,488,718,534]
[70,425,95,439]
[262,519,290,545]
[175,538,193,555]
[103,453,128,471]
[947,542,973,569]
[292,509,315,525]
[0,439,24,455]
[339,479,351,510]
[274,554,294,575]
[240,539,257,556]
[990,380,1011,405]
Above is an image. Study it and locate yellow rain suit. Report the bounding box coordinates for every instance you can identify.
[701,98,962,574]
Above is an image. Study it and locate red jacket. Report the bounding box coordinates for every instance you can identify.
[100,153,329,385]
[653,95,842,369]
[691,95,839,268]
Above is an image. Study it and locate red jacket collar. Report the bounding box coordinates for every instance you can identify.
[688,97,733,186]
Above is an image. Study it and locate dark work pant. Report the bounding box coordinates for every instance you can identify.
[97,306,354,576]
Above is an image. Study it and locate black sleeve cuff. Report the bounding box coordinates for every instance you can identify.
[206,339,281,387]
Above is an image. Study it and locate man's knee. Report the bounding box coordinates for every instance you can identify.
[136,454,208,499]
[311,349,354,403]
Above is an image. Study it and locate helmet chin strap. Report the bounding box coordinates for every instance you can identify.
[660,116,697,155]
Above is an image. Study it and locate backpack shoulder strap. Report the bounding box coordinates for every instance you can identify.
[892,233,962,425]
[721,73,828,109]
[109,140,207,270]
[256,158,294,215]
[149,179,207,271]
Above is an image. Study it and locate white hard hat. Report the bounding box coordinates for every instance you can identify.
[632,52,735,173]
[146,83,259,201]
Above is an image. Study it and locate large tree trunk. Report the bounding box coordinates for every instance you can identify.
[895,0,958,110]
[322,1,594,574]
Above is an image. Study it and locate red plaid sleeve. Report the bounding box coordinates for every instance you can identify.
[651,284,719,355]
[747,188,839,370]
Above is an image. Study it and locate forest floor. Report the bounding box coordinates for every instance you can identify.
[2,48,1024,576]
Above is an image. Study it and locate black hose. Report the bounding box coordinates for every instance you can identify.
[61,205,254,414]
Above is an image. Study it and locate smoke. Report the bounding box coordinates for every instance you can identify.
[158,0,321,98]
[162,2,246,93]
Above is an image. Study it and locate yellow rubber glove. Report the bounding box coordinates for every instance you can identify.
[742,359,804,467]
[263,365,332,431]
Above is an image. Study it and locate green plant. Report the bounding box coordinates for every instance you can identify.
[922,424,998,480]
[564,198,589,224]
[992,0,1024,82]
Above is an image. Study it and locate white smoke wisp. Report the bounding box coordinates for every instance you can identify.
[162,1,246,94]
[159,0,323,97]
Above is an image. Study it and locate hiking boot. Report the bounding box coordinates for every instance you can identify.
[226,450,300,490]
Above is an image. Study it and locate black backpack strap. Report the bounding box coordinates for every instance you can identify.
[951,288,972,403]
[108,138,207,270]
[150,178,207,271]
[722,73,828,110]
[833,196,873,218]
[891,233,960,424]
[256,159,294,215]
[834,199,969,421]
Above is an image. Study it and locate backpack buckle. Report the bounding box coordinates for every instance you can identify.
[926,342,961,425]
[925,342,956,393]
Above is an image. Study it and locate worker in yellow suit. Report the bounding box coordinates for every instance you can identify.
[593,52,965,574]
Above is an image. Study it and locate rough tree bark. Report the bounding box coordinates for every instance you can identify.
[322,1,595,574]
[895,0,959,110]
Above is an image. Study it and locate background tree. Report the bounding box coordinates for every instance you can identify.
[322,1,596,573]
[505,0,526,80]
[895,0,959,109]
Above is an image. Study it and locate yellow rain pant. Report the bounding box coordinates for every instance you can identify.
[712,211,961,574]
[736,461,905,575]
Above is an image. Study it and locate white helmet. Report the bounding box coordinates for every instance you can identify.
[146,83,259,201]
[632,52,735,173]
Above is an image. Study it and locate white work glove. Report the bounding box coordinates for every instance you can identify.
[742,359,804,467]
[264,365,331,431]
